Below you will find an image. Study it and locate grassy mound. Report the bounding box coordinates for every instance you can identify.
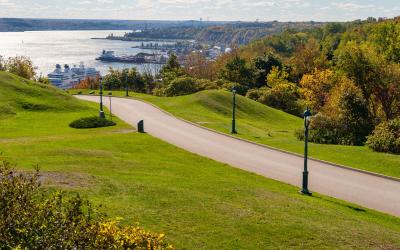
[0,71,87,115]
[69,116,116,129]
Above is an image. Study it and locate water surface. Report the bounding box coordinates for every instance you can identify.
[0,30,162,76]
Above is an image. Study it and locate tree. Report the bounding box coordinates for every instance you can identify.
[184,52,215,80]
[160,54,185,84]
[219,55,254,92]
[0,56,5,71]
[323,77,373,145]
[372,21,400,63]
[334,42,378,107]
[335,42,400,120]
[103,67,122,90]
[252,52,283,88]
[299,69,334,112]
[290,37,329,80]
[253,67,301,115]
[373,62,400,120]
[161,54,181,74]
[73,76,99,90]
[4,56,36,79]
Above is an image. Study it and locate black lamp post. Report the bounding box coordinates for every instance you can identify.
[125,70,129,97]
[301,107,312,195]
[99,78,105,118]
[231,88,237,134]
[108,92,113,120]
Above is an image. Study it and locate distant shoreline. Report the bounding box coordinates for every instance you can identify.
[96,37,192,42]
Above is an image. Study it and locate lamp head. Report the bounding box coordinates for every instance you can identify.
[304,107,312,127]
[232,87,236,94]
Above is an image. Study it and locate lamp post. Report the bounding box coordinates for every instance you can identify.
[231,88,237,134]
[301,107,312,195]
[125,69,129,97]
[108,92,112,120]
[99,78,105,118]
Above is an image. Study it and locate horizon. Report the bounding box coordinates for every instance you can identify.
[0,0,399,22]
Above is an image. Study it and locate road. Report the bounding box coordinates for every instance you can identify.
[76,95,400,217]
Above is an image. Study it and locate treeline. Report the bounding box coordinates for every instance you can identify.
[114,21,324,45]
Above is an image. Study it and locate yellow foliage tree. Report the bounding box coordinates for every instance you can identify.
[299,69,334,112]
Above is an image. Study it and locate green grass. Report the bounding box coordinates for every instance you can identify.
[2,73,400,249]
[72,89,400,179]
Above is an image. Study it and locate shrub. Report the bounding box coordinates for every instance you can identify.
[246,88,265,101]
[258,83,302,116]
[69,116,116,129]
[0,160,173,249]
[295,114,347,144]
[163,77,199,96]
[366,118,400,154]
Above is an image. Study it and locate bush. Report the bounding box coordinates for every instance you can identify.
[0,160,173,249]
[300,78,373,146]
[246,88,265,101]
[69,116,116,129]
[258,84,302,116]
[295,114,347,144]
[366,118,400,154]
[163,77,199,96]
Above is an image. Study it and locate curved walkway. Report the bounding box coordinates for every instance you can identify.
[76,95,400,217]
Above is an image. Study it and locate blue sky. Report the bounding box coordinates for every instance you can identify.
[0,0,399,21]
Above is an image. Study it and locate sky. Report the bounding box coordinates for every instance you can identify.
[0,0,399,22]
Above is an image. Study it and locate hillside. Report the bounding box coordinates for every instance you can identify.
[2,72,400,248]
[0,71,85,117]
[114,21,324,45]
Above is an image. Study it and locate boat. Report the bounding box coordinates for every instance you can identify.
[47,63,100,89]
[96,50,146,63]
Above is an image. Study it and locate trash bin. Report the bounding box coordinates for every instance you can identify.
[137,120,144,133]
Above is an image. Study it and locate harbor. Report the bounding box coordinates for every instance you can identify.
[95,50,168,64]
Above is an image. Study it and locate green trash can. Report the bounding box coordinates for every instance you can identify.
[138,120,144,133]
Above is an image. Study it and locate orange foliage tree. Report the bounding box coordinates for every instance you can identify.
[73,76,100,90]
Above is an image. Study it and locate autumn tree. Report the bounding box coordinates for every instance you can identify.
[73,76,99,90]
[4,56,36,79]
[299,69,334,112]
[290,37,329,80]
[184,52,215,80]
[322,77,373,145]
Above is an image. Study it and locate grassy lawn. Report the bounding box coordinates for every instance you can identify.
[2,73,400,249]
[71,89,400,179]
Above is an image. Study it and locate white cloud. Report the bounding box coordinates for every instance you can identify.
[0,0,399,22]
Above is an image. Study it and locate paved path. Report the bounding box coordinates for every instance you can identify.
[77,95,400,217]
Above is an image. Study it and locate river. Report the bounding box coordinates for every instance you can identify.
[0,30,163,76]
